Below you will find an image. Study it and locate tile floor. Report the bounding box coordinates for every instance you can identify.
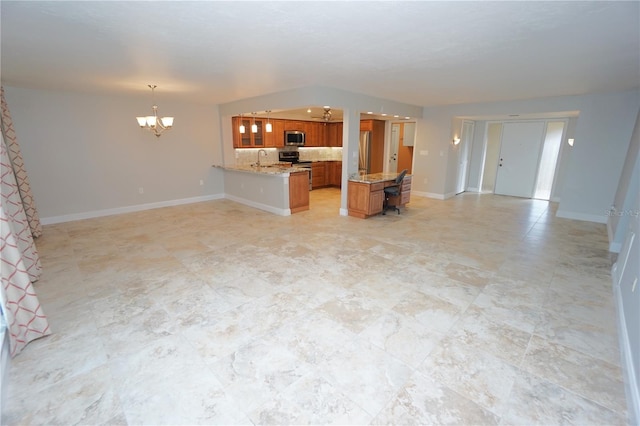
[2,189,628,425]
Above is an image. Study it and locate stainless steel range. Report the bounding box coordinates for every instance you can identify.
[279,151,312,190]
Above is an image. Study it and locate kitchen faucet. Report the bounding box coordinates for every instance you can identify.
[257,149,267,166]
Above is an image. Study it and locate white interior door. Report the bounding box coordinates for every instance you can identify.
[494,121,545,198]
[456,120,475,194]
[389,124,399,172]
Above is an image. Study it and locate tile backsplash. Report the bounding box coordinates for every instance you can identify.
[235,147,342,166]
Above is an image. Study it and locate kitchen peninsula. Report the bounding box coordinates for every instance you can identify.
[347,172,412,218]
[214,164,309,215]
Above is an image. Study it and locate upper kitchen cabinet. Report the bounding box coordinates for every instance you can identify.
[284,120,306,132]
[232,116,265,148]
[265,119,285,147]
[304,121,326,147]
[402,122,416,146]
[326,122,343,147]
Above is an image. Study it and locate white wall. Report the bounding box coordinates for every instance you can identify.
[559,92,639,222]
[4,86,224,222]
[417,90,639,222]
[609,109,640,252]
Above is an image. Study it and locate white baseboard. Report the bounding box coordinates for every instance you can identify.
[443,192,457,200]
[555,209,607,224]
[467,187,480,193]
[224,194,290,216]
[613,267,640,426]
[610,241,623,253]
[412,191,446,200]
[607,218,624,253]
[40,194,225,225]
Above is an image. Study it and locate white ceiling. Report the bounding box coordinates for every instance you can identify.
[1,1,638,110]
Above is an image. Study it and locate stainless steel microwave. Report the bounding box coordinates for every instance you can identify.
[285,130,305,146]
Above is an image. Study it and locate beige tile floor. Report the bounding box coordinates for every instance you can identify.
[3,188,628,425]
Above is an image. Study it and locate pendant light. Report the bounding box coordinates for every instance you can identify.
[265,110,273,133]
[251,112,258,133]
[135,85,174,138]
[239,113,246,134]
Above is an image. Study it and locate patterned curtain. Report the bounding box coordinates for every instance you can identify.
[0,87,50,356]
[1,86,42,238]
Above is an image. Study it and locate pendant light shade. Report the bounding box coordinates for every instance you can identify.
[265,110,273,133]
[239,113,246,134]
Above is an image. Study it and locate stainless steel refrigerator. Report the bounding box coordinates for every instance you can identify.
[359,131,371,175]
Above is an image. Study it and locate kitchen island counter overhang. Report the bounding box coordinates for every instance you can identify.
[215,165,310,216]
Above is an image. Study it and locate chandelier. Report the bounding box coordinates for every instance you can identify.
[136,84,174,137]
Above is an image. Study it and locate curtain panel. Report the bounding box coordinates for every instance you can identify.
[0,86,50,356]
[0,86,42,238]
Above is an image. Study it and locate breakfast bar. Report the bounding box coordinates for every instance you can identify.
[214,164,310,215]
[347,172,412,218]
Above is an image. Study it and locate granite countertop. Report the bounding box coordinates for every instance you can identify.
[212,164,308,176]
[349,172,409,184]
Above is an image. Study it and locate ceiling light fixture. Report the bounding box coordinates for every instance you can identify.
[251,112,258,133]
[323,107,332,121]
[136,85,174,137]
[265,110,273,133]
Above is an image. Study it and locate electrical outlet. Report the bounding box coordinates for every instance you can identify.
[423,178,428,184]
[138,187,144,194]
[199,180,204,186]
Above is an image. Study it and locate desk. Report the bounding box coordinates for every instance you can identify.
[347,173,412,218]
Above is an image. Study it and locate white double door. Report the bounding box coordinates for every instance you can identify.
[494,121,546,198]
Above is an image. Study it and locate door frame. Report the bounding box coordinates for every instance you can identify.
[480,118,570,199]
[455,120,475,194]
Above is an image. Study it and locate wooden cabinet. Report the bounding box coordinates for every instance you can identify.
[311,162,326,189]
[326,122,343,147]
[360,120,373,132]
[304,121,325,147]
[265,119,285,147]
[348,181,384,218]
[347,174,412,218]
[328,161,342,187]
[233,117,343,148]
[401,122,416,146]
[388,175,412,207]
[232,116,265,148]
[289,170,310,213]
[284,120,305,132]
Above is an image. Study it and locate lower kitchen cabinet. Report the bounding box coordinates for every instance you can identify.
[289,171,309,213]
[348,181,384,218]
[311,161,342,189]
[311,162,326,189]
[328,161,342,187]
